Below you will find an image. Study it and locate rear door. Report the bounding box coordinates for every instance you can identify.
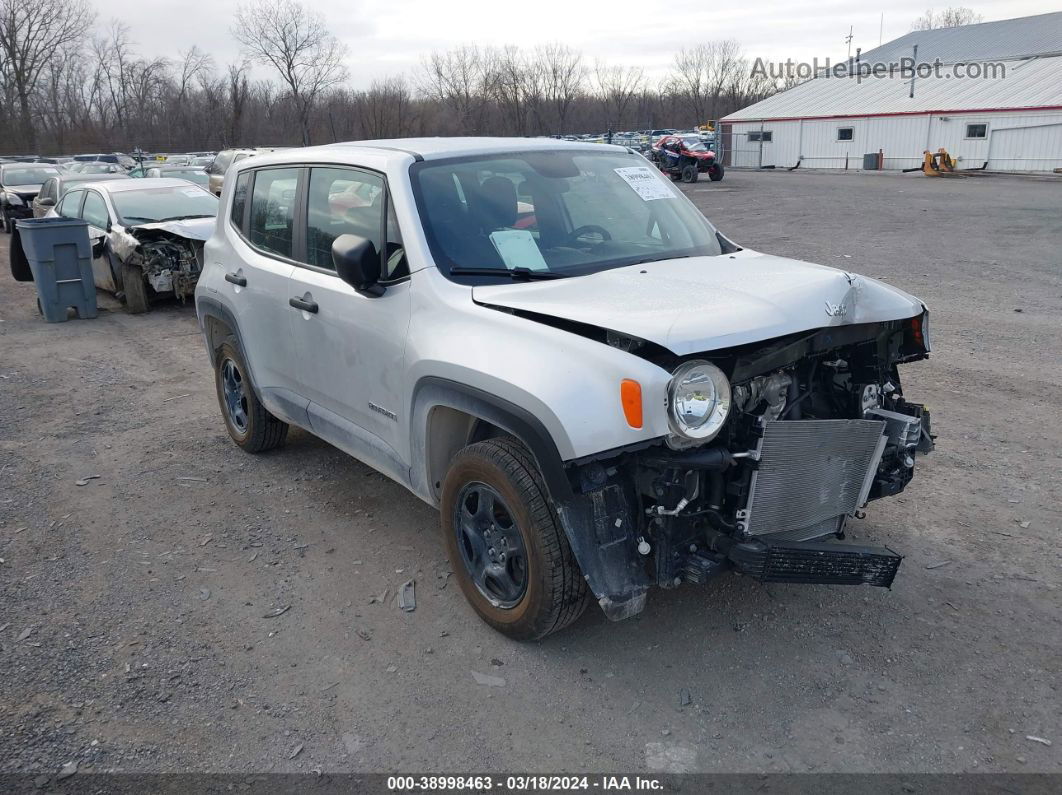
[286,165,412,479]
[222,166,304,422]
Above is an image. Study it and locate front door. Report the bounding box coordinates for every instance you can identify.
[286,166,412,478]
[79,190,118,293]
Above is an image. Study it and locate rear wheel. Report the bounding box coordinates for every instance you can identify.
[440,438,588,640]
[122,262,150,314]
[213,338,288,453]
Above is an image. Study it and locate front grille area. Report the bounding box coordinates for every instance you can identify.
[730,540,902,587]
[744,419,887,537]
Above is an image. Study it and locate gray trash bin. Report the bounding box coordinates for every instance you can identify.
[15,217,97,322]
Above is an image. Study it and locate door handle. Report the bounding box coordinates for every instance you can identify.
[225,272,247,286]
[289,296,318,313]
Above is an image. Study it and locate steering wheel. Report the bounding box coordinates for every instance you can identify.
[566,224,612,245]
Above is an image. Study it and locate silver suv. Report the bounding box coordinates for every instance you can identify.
[195,138,934,640]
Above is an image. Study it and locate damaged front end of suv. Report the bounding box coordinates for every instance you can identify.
[556,311,933,621]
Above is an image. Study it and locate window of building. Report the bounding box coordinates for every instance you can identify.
[748,131,773,143]
[248,167,300,259]
[837,127,854,141]
[966,123,988,139]
[305,167,384,270]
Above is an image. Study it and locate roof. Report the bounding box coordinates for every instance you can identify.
[723,12,1062,123]
[245,137,626,170]
[94,177,212,194]
[722,53,1062,122]
[858,11,1062,66]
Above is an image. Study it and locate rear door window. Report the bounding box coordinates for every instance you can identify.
[57,190,84,219]
[248,168,300,259]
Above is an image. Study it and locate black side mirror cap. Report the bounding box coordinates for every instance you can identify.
[332,233,383,296]
[38,197,55,207]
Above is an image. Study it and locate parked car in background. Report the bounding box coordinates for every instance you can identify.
[144,166,209,188]
[205,148,274,196]
[73,153,135,169]
[75,162,127,175]
[47,178,218,312]
[0,163,61,232]
[195,138,933,640]
[32,172,130,218]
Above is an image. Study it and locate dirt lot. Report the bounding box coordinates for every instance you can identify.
[1,169,1060,778]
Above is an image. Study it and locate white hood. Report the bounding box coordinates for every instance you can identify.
[129,217,214,241]
[472,249,925,355]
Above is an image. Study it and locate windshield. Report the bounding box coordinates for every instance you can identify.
[411,150,721,281]
[111,186,218,225]
[79,163,123,174]
[2,166,60,186]
[682,138,710,152]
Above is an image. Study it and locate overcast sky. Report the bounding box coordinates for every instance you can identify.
[98,0,1056,88]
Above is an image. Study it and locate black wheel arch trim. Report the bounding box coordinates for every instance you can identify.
[411,376,574,502]
[196,296,258,385]
[411,377,650,621]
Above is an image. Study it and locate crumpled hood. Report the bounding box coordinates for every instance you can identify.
[129,217,214,242]
[472,249,925,355]
[6,184,43,197]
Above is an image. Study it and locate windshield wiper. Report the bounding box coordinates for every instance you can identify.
[156,214,214,222]
[449,267,566,281]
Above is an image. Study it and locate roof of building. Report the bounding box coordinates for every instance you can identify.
[723,13,1062,123]
[858,11,1062,66]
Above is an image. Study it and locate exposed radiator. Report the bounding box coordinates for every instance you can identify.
[742,419,887,537]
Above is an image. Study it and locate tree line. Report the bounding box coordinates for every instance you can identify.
[0,0,790,155]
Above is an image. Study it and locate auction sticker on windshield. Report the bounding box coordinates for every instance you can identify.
[614,166,676,201]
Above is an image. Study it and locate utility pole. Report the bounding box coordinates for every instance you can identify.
[845,26,854,60]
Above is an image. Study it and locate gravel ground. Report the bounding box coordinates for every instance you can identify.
[0,168,1060,779]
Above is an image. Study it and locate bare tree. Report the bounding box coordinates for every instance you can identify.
[0,0,93,150]
[670,41,745,127]
[419,45,497,134]
[537,43,585,135]
[232,0,348,146]
[226,61,250,146]
[912,7,983,30]
[593,61,644,131]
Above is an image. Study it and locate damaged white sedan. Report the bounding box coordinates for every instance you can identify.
[48,178,218,313]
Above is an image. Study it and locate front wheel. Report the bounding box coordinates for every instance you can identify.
[440,438,588,640]
[709,163,725,181]
[681,164,698,183]
[2,210,12,234]
[121,261,150,314]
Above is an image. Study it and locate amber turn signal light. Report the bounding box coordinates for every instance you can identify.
[620,379,643,429]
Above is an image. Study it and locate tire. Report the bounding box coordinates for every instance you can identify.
[122,262,150,314]
[213,337,288,453]
[441,438,588,641]
[2,211,12,235]
[709,163,724,182]
[681,164,698,183]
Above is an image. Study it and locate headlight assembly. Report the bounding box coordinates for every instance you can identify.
[666,360,731,446]
[4,192,23,206]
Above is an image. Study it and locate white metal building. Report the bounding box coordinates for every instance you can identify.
[720,12,1062,172]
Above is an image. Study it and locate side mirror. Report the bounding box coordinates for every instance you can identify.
[91,237,105,258]
[39,197,55,207]
[332,234,383,296]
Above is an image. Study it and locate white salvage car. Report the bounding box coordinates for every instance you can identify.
[195,138,934,640]
[48,178,218,313]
